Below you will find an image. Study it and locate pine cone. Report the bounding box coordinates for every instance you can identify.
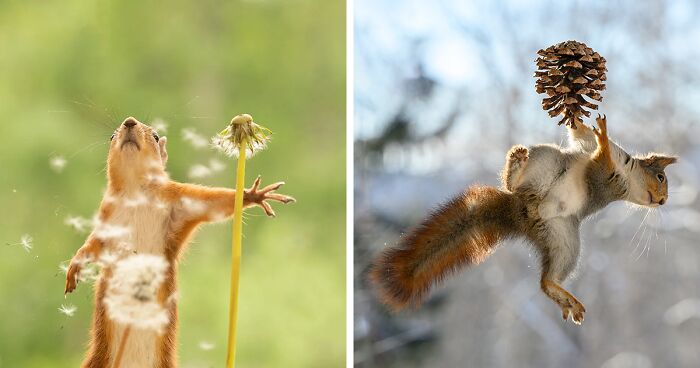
[534,41,607,128]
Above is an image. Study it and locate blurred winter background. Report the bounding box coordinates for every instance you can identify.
[354,1,700,367]
[0,1,344,367]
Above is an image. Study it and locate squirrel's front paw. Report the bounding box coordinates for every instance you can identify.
[592,114,608,140]
[246,175,296,217]
[64,262,81,294]
[561,299,586,325]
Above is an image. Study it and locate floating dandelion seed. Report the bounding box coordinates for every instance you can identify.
[151,118,168,133]
[58,262,70,274]
[64,215,91,233]
[199,341,215,351]
[209,158,226,172]
[212,114,272,158]
[9,234,34,252]
[58,304,77,317]
[49,155,67,173]
[182,128,209,149]
[104,254,170,333]
[188,164,212,179]
[20,234,33,252]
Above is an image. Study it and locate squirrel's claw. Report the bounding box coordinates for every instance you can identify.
[64,263,80,295]
[260,181,285,194]
[561,300,586,325]
[251,175,262,192]
[246,177,295,218]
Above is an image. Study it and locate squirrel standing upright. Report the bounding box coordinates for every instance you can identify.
[64,117,294,367]
[370,115,676,324]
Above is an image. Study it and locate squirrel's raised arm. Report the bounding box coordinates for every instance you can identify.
[65,234,104,294]
[165,176,295,223]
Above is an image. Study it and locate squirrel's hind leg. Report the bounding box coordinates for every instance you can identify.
[536,219,586,325]
[502,145,529,191]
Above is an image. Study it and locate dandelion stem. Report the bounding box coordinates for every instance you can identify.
[112,326,131,368]
[226,139,247,368]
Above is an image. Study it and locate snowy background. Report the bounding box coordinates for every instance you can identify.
[354,1,700,367]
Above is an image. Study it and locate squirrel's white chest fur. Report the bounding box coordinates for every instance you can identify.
[539,159,589,218]
[102,191,173,366]
[104,191,171,255]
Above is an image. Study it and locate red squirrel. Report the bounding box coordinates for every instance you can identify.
[370,115,676,324]
[64,117,294,367]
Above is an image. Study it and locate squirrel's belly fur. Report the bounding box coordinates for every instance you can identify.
[85,194,176,368]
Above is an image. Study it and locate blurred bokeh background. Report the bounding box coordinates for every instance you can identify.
[354,1,700,367]
[0,1,344,367]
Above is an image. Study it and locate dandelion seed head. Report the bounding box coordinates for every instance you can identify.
[104,254,170,334]
[212,114,271,158]
[58,304,77,317]
[49,155,67,173]
[182,128,208,149]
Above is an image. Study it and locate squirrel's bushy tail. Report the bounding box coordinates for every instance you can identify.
[369,185,520,311]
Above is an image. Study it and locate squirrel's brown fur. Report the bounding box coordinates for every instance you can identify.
[369,186,520,310]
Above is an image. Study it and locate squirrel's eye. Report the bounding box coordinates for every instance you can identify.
[110,133,115,141]
[657,173,665,183]
[152,132,160,142]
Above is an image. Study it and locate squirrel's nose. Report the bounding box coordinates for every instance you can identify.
[659,198,666,205]
[123,118,137,128]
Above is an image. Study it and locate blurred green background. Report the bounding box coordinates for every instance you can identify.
[0,1,345,367]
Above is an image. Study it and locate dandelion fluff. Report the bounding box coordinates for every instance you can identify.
[104,254,170,334]
[64,215,91,233]
[199,341,215,351]
[49,155,67,173]
[209,158,226,172]
[188,164,212,179]
[211,114,271,158]
[151,118,168,133]
[58,303,77,317]
[182,128,209,149]
[9,234,34,252]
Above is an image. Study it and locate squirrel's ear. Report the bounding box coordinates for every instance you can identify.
[641,153,677,170]
[159,136,168,165]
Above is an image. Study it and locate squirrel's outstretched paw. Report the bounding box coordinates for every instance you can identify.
[561,299,586,325]
[246,176,296,217]
[592,114,607,138]
[64,262,80,294]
